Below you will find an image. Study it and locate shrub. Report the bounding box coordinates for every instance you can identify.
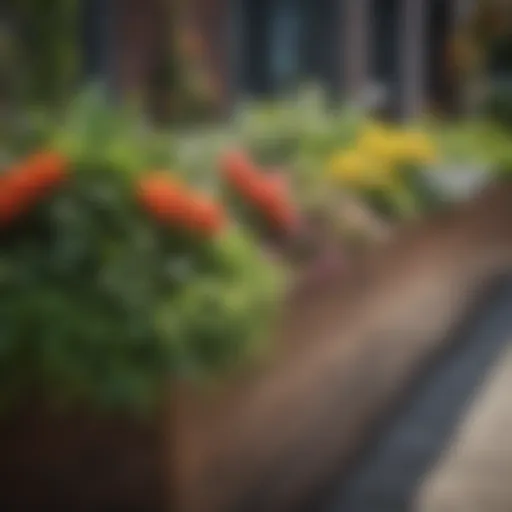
[0,91,282,415]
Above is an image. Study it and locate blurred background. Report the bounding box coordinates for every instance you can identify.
[0,1,511,511]
[0,0,510,122]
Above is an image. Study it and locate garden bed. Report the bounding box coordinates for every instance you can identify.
[1,93,511,511]
[2,182,508,511]
[171,182,512,512]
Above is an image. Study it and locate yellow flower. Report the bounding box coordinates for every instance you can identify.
[396,131,438,166]
[358,123,401,165]
[327,149,393,188]
[357,122,438,167]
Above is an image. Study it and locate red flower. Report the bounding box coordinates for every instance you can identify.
[187,193,227,237]
[137,175,191,224]
[265,168,288,193]
[138,174,226,238]
[220,150,260,191]
[220,150,299,233]
[0,150,68,226]
[24,151,67,186]
[258,182,299,232]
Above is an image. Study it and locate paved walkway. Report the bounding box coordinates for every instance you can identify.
[325,281,512,512]
[415,342,512,512]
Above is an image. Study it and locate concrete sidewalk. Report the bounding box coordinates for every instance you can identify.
[415,342,512,512]
[325,281,512,512]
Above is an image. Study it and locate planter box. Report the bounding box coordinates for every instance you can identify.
[0,402,172,511]
[2,184,512,512]
[171,183,512,512]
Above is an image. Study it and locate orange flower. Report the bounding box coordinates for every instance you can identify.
[236,176,266,205]
[137,175,190,224]
[220,151,300,233]
[220,150,276,205]
[137,174,226,238]
[0,150,67,226]
[265,171,288,195]
[187,193,227,237]
[256,180,299,232]
[24,151,67,184]
[0,173,25,224]
[220,150,260,192]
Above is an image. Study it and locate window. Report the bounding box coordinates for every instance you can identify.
[235,0,341,96]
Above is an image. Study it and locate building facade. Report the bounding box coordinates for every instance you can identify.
[88,0,478,119]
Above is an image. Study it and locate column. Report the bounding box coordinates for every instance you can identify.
[452,0,477,25]
[341,0,370,104]
[398,0,428,119]
[82,0,110,81]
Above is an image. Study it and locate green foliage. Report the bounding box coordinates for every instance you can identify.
[428,118,512,173]
[485,82,512,131]
[170,86,366,213]
[231,86,364,166]
[2,0,81,105]
[155,229,282,380]
[4,84,506,417]
[0,90,282,415]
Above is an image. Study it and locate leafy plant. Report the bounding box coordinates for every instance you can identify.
[484,81,512,131]
[0,90,282,415]
[2,0,81,106]
[428,118,512,173]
